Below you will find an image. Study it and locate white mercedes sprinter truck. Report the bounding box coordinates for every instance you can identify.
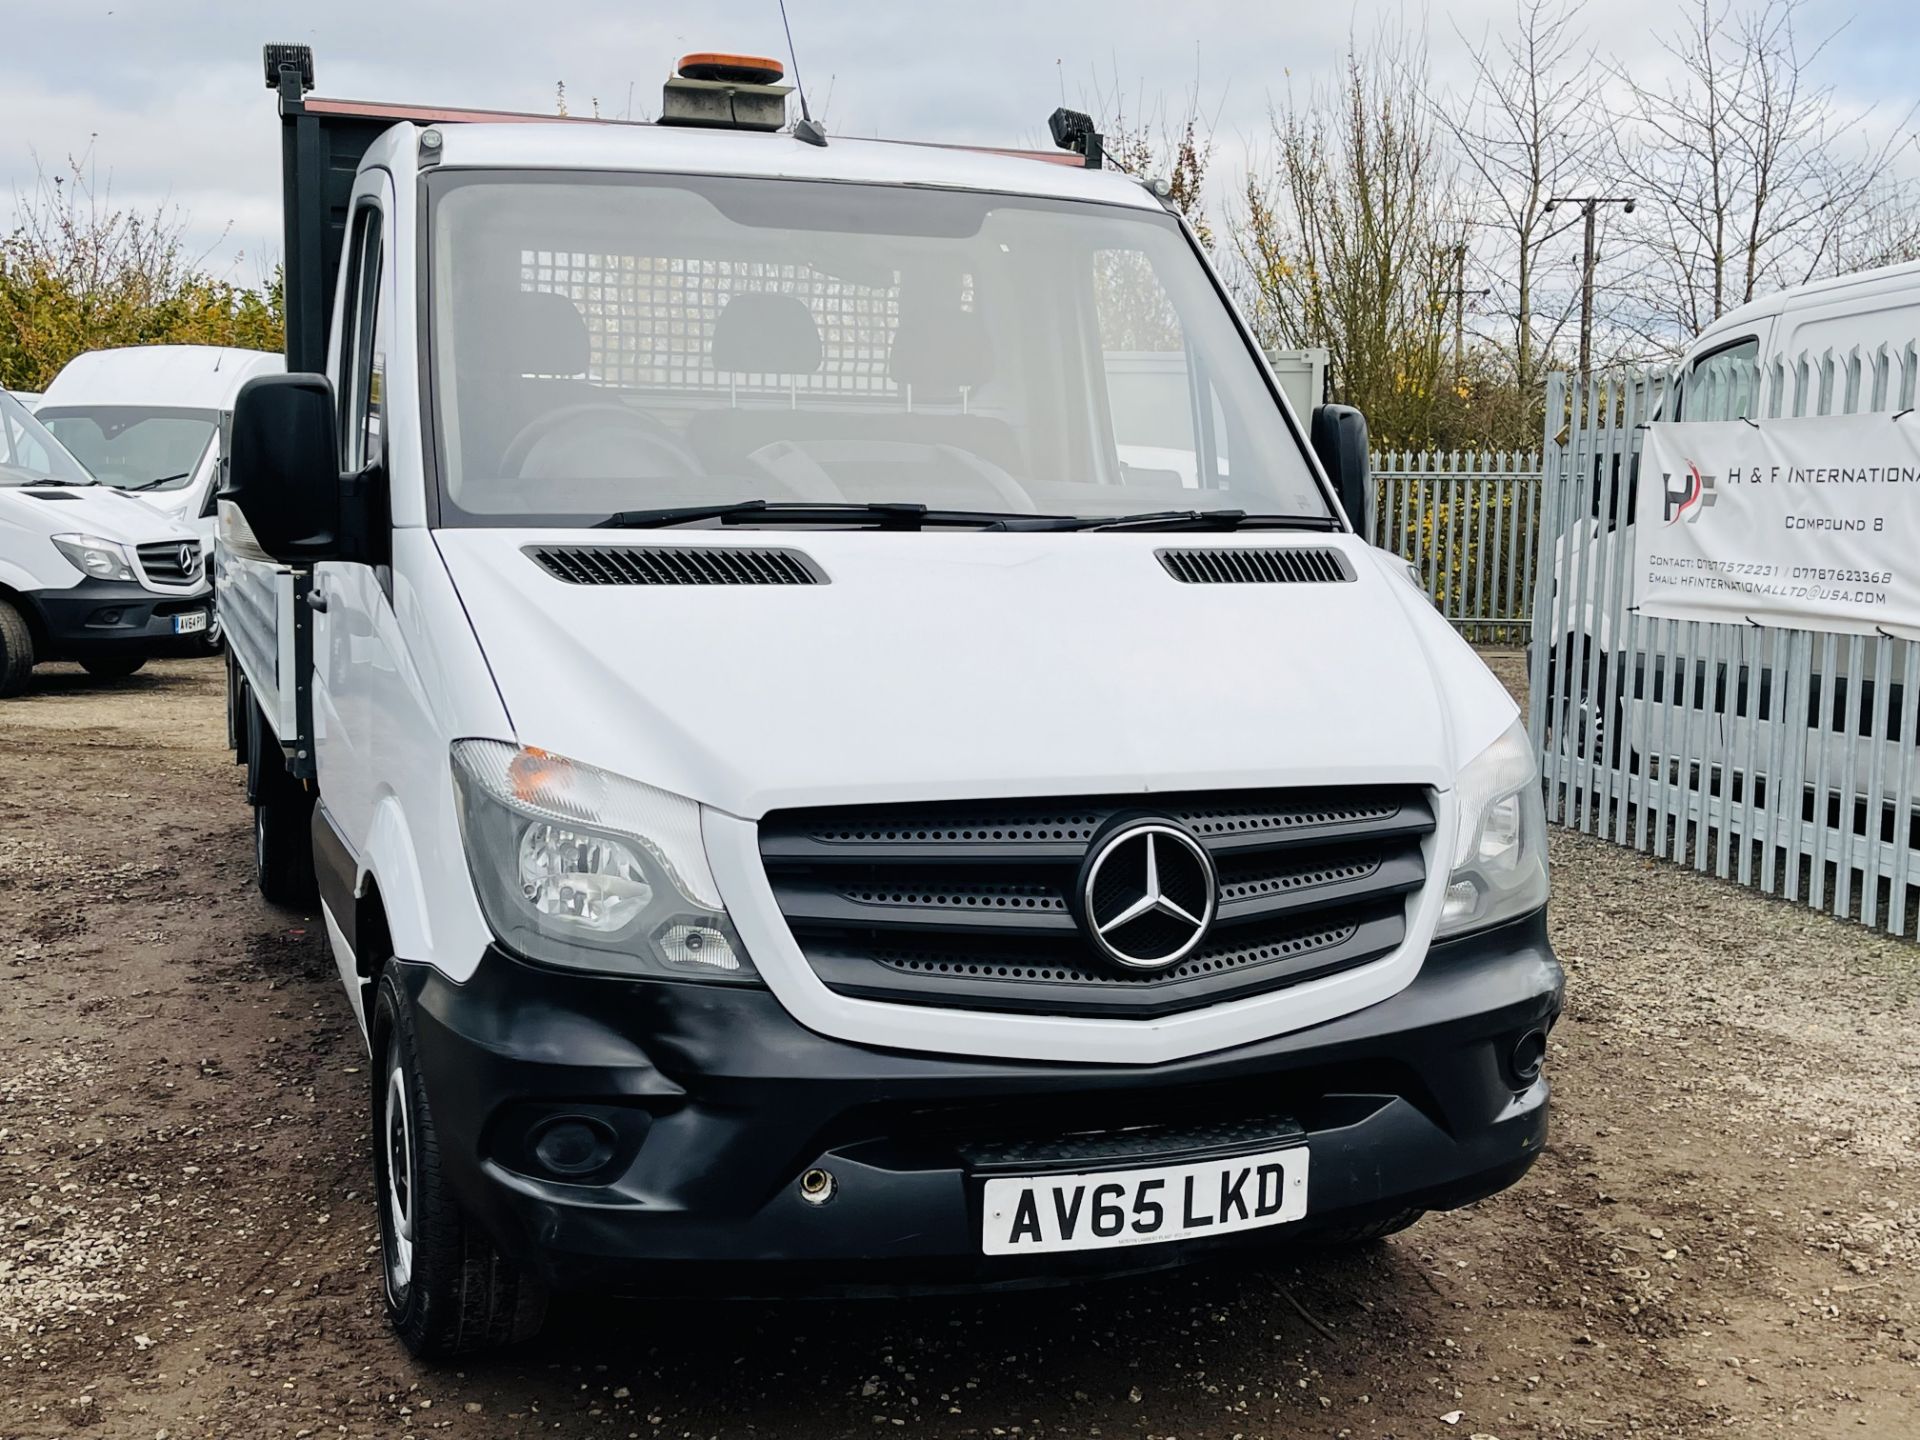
[1,387,213,694]
[221,45,1561,1358]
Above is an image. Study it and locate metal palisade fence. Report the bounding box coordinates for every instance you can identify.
[1369,450,1542,645]
[1526,342,1920,939]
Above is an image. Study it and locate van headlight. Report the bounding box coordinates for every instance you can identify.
[451,740,756,983]
[1436,719,1549,937]
[52,533,136,582]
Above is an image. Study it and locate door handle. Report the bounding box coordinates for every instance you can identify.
[306,587,330,613]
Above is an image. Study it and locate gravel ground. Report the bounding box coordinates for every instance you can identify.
[2,652,1916,1439]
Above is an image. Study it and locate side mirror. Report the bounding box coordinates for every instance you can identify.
[225,373,384,565]
[1310,403,1371,533]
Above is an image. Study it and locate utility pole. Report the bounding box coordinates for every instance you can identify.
[1435,243,1489,381]
[1545,194,1635,383]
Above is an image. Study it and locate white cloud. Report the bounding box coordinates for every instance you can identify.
[3,0,1911,278]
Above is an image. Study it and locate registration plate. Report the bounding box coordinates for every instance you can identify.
[173,610,209,635]
[981,1146,1309,1256]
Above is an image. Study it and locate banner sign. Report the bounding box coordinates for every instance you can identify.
[1635,413,1920,637]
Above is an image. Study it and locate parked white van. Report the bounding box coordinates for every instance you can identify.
[221,45,1562,1360]
[37,345,284,644]
[0,388,214,694]
[1549,258,1920,775]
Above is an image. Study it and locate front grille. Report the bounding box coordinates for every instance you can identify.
[528,545,824,586]
[757,786,1432,1019]
[136,541,202,587]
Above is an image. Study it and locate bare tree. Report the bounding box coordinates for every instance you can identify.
[1230,30,1465,445]
[1612,0,1918,350]
[0,152,281,390]
[1436,0,1608,395]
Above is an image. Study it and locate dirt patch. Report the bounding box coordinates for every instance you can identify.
[1,654,1915,1437]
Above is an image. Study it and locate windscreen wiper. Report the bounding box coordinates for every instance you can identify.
[1069,509,1344,533]
[596,500,1066,531]
[21,476,96,487]
[123,472,192,492]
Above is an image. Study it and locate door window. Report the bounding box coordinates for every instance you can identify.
[339,205,386,471]
[1679,337,1759,421]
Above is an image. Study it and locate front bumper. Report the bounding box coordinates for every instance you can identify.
[397,910,1562,1294]
[27,578,213,659]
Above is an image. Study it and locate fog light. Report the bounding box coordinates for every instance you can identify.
[798,1167,836,1205]
[530,1116,617,1178]
[1510,1029,1548,1085]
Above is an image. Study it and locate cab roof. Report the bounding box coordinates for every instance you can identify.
[323,99,1162,212]
[41,345,284,410]
[1692,257,1920,351]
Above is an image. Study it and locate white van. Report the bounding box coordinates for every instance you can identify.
[221,45,1562,1360]
[0,388,214,694]
[37,345,284,644]
[1550,259,1920,772]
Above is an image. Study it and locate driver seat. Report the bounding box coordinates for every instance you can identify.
[459,289,603,476]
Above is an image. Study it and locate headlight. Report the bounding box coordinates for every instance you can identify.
[451,740,757,983]
[51,534,136,582]
[1436,719,1549,938]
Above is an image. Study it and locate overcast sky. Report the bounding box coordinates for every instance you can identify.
[4,0,1915,283]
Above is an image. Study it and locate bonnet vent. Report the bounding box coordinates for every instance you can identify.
[1157,547,1354,585]
[22,488,83,500]
[528,545,826,586]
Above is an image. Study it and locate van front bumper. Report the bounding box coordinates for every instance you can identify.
[394,910,1562,1294]
[27,579,213,659]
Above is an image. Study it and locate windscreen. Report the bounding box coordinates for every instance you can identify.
[427,171,1330,526]
[0,389,95,486]
[37,406,216,493]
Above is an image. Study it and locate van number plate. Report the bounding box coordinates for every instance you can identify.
[173,611,209,635]
[981,1146,1309,1256]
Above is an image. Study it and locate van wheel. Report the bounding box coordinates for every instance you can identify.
[226,656,251,764]
[254,790,317,908]
[247,701,317,908]
[0,600,33,697]
[372,969,548,1358]
[1544,640,1625,767]
[80,655,147,680]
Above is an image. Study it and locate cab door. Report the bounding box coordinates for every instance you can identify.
[311,171,396,847]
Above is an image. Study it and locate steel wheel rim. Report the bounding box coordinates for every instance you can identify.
[383,1060,415,1297]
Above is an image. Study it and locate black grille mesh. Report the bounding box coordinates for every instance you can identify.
[870,918,1361,987]
[1157,547,1353,584]
[136,541,201,586]
[760,786,1431,1019]
[528,545,824,586]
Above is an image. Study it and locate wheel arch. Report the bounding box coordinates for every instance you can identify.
[358,794,436,978]
[0,579,51,654]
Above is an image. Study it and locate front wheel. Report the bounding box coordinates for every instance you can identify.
[0,599,34,697]
[372,970,547,1358]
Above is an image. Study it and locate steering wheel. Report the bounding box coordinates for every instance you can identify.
[498,403,703,480]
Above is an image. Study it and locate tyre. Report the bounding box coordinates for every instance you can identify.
[246,699,317,908]
[1544,639,1624,767]
[0,599,33,697]
[80,655,147,680]
[226,655,250,764]
[371,969,548,1358]
[253,786,318,908]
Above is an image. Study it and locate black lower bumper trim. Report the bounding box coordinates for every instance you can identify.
[26,578,212,658]
[395,910,1562,1294]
